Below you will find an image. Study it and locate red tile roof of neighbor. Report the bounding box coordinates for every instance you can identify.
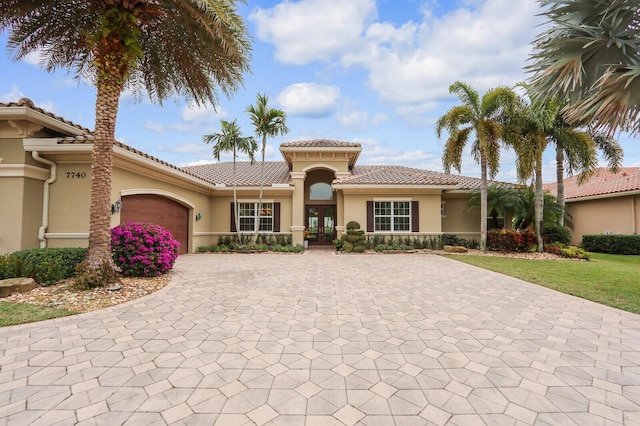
[280,140,361,148]
[544,167,640,200]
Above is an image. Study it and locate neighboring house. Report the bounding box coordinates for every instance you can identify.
[544,167,640,245]
[0,98,508,254]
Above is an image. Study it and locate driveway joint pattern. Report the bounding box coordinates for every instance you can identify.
[1,250,639,425]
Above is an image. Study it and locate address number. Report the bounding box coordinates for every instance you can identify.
[66,172,87,179]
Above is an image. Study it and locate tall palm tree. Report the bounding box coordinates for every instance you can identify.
[246,93,289,239]
[528,0,640,134]
[204,120,257,242]
[554,127,623,226]
[1,1,251,278]
[467,185,519,230]
[436,81,516,251]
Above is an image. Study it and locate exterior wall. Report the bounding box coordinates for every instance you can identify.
[341,191,443,235]
[567,194,640,245]
[291,158,350,173]
[441,193,481,241]
[0,176,43,253]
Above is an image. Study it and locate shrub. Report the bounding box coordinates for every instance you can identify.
[543,225,572,245]
[487,229,538,252]
[581,234,640,255]
[346,221,361,230]
[0,248,87,285]
[545,243,590,260]
[111,222,179,277]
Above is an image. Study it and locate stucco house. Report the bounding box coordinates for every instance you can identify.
[1,98,503,255]
[544,167,640,245]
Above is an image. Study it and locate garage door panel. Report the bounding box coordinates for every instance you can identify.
[121,194,189,254]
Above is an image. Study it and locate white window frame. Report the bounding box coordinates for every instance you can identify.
[237,201,274,233]
[374,200,411,233]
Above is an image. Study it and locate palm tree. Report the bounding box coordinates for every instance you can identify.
[246,93,289,239]
[436,81,516,251]
[467,185,519,230]
[512,186,569,230]
[528,0,640,134]
[1,1,251,278]
[204,120,257,242]
[554,127,623,226]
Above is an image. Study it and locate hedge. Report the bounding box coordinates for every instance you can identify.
[581,234,640,255]
[0,248,87,285]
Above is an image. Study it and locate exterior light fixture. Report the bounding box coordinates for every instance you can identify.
[195,212,203,221]
[111,199,122,215]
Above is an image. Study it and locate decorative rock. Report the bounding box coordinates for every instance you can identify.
[443,245,468,253]
[0,278,37,298]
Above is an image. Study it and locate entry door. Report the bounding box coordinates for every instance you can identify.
[307,206,336,245]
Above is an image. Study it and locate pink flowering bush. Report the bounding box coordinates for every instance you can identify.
[111,222,180,277]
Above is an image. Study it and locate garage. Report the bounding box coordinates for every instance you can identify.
[120,194,189,254]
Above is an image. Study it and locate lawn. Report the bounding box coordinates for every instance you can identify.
[0,302,77,327]
[446,253,640,314]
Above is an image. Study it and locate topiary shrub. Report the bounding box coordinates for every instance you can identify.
[111,222,180,277]
[346,221,361,231]
[340,221,367,252]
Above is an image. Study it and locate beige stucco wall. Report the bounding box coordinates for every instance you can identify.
[291,158,350,173]
[0,176,43,254]
[340,191,443,235]
[567,194,640,245]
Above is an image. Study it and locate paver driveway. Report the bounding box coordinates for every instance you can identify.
[1,250,640,425]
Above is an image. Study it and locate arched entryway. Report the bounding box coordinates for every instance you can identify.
[120,194,189,254]
[304,168,337,245]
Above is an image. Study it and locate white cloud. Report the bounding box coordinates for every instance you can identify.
[182,102,227,124]
[278,83,340,118]
[250,0,376,65]
[22,50,42,66]
[145,121,165,133]
[356,138,441,171]
[0,85,25,103]
[337,110,369,132]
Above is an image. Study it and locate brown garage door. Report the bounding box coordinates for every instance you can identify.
[121,194,189,254]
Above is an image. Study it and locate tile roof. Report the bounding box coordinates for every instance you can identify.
[183,161,292,186]
[280,139,361,148]
[544,167,640,200]
[0,98,92,134]
[334,165,458,186]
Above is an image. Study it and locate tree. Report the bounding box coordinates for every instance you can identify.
[246,93,289,238]
[512,186,570,231]
[436,81,516,251]
[467,185,519,230]
[1,1,251,280]
[528,0,640,134]
[204,120,257,242]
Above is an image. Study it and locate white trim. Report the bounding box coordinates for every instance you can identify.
[301,163,340,173]
[566,190,640,202]
[44,233,89,239]
[214,185,295,192]
[194,231,290,236]
[24,137,91,152]
[290,225,306,231]
[373,197,412,201]
[1,107,87,136]
[237,199,274,203]
[333,184,456,190]
[271,183,291,188]
[0,164,50,180]
[120,189,195,209]
[290,172,306,179]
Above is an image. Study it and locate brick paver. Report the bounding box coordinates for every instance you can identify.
[1,250,639,425]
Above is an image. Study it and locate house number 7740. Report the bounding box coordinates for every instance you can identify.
[66,172,87,179]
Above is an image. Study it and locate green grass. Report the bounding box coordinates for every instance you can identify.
[446,253,640,314]
[0,302,77,327]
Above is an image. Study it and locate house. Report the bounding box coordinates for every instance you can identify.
[544,167,640,245]
[1,98,504,255]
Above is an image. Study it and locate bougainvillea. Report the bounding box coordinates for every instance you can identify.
[110,222,180,277]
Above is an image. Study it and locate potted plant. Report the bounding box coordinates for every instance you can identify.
[303,228,310,249]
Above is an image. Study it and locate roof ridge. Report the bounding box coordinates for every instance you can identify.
[0,98,93,134]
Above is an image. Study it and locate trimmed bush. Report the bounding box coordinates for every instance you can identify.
[487,229,538,252]
[544,243,590,260]
[543,225,572,245]
[111,222,180,277]
[0,248,87,285]
[581,234,640,255]
[346,221,361,231]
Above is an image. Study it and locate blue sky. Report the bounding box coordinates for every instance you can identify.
[1,0,638,183]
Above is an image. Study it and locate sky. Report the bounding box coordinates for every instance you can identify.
[1,0,638,184]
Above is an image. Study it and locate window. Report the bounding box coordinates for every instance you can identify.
[374,201,410,232]
[309,182,333,200]
[238,202,273,232]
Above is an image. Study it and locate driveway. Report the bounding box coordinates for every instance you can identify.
[1,251,639,425]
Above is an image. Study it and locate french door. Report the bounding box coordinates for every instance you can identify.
[306,206,336,245]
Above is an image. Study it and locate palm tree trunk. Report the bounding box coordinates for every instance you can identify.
[232,146,240,243]
[555,147,565,227]
[85,63,124,270]
[480,152,488,252]
[255,136,266,240]
[535,151,544,252]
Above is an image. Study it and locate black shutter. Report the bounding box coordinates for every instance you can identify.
[273,203,281,232]
[230,203,236,232]
[411,201,419,232]
[367,201,374,232]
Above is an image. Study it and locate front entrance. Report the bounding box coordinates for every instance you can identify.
[306,205,336,245]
